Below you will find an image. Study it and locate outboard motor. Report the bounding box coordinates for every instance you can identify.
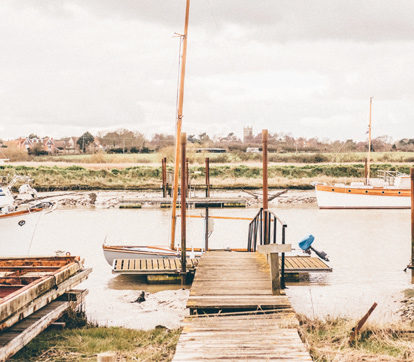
[299,234,330,262]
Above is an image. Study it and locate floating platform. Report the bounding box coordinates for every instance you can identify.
[111,253,331,276]
[119,197,247,209]
[112,258,199,275]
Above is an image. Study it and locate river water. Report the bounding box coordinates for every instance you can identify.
[1,203,412,328]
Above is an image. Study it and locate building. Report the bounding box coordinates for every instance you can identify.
[243,126,253,143]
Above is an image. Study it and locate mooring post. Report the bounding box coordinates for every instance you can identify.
[411,168,414,283]
[364,158,368,185]
[186,157,190,197]
[262,129,269,244]
[162,157,167,198]
[205,157,210,251]
[181,133,187,285]
[205,157,210,198]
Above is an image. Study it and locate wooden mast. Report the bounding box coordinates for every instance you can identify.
[171,0,191,250]
[366,97,373,184]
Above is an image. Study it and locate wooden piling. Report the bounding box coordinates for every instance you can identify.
[364,158,368,185]
[162,157,167,198]
[270,252,280,295]
[186,157,189,197]
[181,133,187,285]
[262,129,269,244]
[205,157,210,251]
[411,168,414,282]
[205,157,210,198]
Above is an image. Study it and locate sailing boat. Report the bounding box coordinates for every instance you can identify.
[315,98,411,209]
[103,0,201,266]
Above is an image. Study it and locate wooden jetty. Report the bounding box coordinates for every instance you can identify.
[119,197,247,209]
[173,251,312,361]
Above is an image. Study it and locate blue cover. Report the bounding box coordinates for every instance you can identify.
[299,234,315,250]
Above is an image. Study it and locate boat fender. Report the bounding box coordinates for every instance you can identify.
[18,220,25,227]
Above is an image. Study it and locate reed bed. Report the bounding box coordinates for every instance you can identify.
[1,163,411,191]
[298,315,414,361]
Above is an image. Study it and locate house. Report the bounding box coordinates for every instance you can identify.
[246,147,261,153]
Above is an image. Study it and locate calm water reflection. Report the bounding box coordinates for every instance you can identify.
[1,205,411,324]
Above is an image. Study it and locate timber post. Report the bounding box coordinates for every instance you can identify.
[205,157,210,251]
[186,158,189,197]
[205,157,210,198]
[181,133,187,285]
[162,157,167,198]
[262,129,269,244]
[411,168,414,282]
[270,252,280,295]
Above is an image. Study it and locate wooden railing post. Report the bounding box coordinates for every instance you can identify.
[262,130,269,244]
[270,252,280,295]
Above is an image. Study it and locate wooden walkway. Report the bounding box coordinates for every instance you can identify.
[173,251,312,361]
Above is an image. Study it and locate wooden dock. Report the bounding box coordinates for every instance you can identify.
[173,251,312,360]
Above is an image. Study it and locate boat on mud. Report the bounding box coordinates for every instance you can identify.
[0,176,55,226]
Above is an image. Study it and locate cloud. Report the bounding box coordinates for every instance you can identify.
[0,1,413,141]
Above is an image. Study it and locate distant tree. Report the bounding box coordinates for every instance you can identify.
[29,143,48,156]
[77,132,94,153]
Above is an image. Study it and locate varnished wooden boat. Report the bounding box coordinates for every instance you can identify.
[315,175,411,209]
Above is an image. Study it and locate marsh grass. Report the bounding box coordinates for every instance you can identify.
[1,163,411,191]
[11,326,180,361]
[298,315,414,361]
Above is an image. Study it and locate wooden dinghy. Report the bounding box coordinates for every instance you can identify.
[0,256,91,330]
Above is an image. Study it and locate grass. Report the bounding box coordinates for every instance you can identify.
[298,315,414,361]
[28,151,414,164]
[1,163,412,191]
[11,326,181,361]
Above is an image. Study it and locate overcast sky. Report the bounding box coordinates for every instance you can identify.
[1,0,413,141]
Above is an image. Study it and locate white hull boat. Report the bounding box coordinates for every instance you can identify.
[102,245,202,267]
[315,175,411,209]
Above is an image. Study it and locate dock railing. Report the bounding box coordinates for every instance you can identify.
[247,208,287,288]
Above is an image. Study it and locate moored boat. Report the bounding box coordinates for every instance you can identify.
[315,173,411,209]
[102,245,202,266]
[315,98,412,209]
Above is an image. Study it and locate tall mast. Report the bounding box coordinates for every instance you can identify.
[171,0,190,250]
[367,97,373,183]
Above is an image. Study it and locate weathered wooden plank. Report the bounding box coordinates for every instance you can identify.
[0,289,87,361]
[0,269,91,331]
[0,262,81,323]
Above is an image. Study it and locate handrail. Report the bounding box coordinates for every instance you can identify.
[247,208,287,288]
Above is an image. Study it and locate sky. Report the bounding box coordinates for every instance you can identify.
[0,0,413,142]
